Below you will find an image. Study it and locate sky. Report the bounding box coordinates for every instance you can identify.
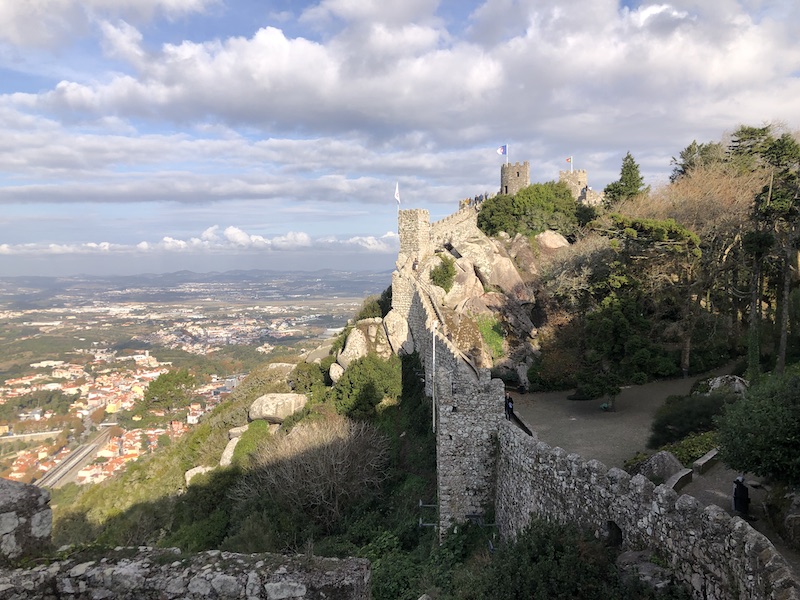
[1,0,799,277]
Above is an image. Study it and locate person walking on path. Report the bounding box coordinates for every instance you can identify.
[505,392,514,420]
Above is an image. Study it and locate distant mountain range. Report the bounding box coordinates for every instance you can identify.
[0,269,393,308]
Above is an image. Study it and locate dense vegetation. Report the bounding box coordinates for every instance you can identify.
[521,125,800,400]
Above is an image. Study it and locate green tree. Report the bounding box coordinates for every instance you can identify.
[144,369,196,411]
[670,140,725,182]
[477,181,578,237]
[604,152,649,206]
[717,374,800,485]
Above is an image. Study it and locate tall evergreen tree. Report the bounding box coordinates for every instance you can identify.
[603,152,649,206]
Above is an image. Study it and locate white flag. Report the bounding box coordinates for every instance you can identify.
[395,182,400,205]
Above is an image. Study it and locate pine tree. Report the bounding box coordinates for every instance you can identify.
[603,151,648,206]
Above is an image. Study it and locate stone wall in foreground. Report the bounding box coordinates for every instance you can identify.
[496,423,800,600]
[0,547,371,600]
[0,479,51,565]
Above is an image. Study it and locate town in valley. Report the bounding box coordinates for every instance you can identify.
[0,269,389,487]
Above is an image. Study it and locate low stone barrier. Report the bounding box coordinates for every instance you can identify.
[0,547,371,600]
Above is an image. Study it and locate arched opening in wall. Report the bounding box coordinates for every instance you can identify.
[606,520,623,547]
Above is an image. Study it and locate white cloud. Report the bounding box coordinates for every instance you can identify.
[0,0,219,49]
[1,0,800,277]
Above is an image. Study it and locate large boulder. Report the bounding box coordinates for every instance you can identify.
[487,254,525,295]
[0,479,51,564]
[338,327,369,369]
[692,375,749,396]
[329,361,345,383]
[185,465,215,486]
[249,393,308,423]
[449,233,498,282]
[632,451,684,483]
[383,310,414,355]
[219,437,241,467]
[535,230,569,251]
[443,258,484,309]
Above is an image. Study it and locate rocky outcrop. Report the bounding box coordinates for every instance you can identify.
[443,258,484,310]
[185,466,215,486]
[219,437,241,468]
[0,547,371,599]
[383,310,414,355]
[0,479,51,565]
[338,328,369,370]
[228,425,249,440]
[329,361,345,383]
[249,394,308,423]
[535,230,569,251]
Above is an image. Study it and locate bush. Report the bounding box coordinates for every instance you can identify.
[233,417,390,530]
[430,255,456,292]
[659,431,718,467]
[455,519,690,599]
[717,374,800,485]
[648,392,734,448]
[333,354,402,420]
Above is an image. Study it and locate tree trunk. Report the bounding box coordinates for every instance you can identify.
[776,243,793,376]
[747,259,761,383]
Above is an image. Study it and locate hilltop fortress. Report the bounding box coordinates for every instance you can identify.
[382,161,799,599]
[499,159,604,205]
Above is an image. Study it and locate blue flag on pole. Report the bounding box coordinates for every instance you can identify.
[496,144,508,156]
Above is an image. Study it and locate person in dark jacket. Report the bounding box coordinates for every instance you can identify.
[504,392,513,420]
[732,476,750,517]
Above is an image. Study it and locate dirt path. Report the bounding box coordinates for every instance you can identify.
[512,366,800,579]
[512,373,715,469]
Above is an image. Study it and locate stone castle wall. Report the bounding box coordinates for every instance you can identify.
[395,199,800,598]
[430,206,482,249]
[0,479,51,565]
[391,254,503,532]
[397,209,431,267]
[496,423,800,600]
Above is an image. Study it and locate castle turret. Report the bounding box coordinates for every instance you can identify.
[559,169,604,206]
[500,161,530,196]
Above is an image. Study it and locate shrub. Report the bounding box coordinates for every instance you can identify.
[717,374,800,485]
[456,519,690,599]
[233,417,390,530]
[648,392,733,448]
[659,431,718,467]
[430,255,456,292]
[333,354,402,420]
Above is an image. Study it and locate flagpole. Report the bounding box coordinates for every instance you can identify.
[570,156,573,173]
[507,144,509,165]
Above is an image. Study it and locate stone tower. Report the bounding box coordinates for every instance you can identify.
[559,169,604,206]
[500,161,530,196]
[559,169,588,199]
